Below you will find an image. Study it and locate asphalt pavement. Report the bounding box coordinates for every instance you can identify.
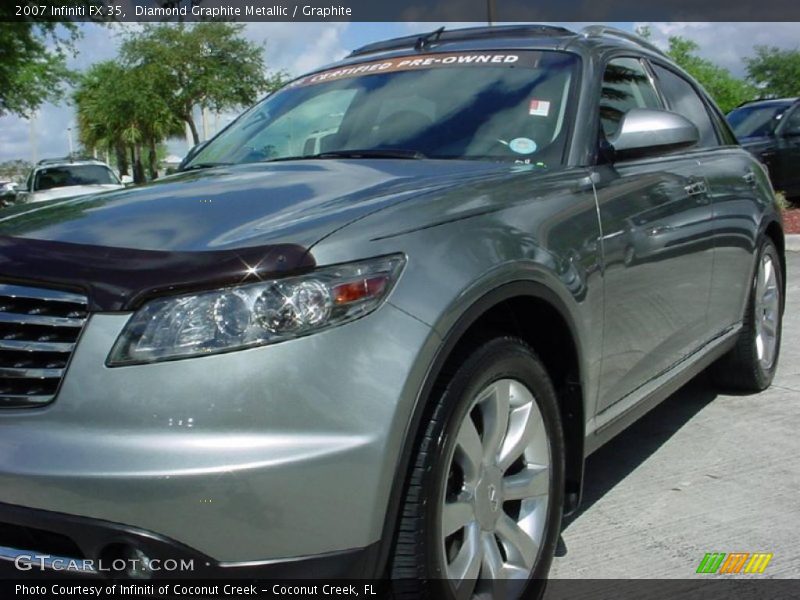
[550,250,800,579]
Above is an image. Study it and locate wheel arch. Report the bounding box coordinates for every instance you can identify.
[378,280,587,576]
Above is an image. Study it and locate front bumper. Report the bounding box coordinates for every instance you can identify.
[0,502,377,578]
[0,304,436,566]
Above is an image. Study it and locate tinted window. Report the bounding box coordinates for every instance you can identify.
[727,103,792,139]
[189,51,579,167]
[599,57,662,138]
[34,165,118,191]
[652,64,717,147]
[780,105,800,136]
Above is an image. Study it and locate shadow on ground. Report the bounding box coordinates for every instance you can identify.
[557,373,722,555]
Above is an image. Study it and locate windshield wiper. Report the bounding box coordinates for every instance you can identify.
[181,161,232,171]
[263,149,426,163]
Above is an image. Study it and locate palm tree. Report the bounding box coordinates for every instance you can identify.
[74,61,183,182]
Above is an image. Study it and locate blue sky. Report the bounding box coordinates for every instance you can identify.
[2,21,800,166]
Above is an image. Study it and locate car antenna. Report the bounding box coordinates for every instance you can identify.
[415,26,445,51]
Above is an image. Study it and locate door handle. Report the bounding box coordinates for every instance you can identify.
[743,171,757,187]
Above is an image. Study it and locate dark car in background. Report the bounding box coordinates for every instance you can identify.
[728,98,800,198]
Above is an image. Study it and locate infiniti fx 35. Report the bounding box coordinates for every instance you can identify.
[0,24,784,598]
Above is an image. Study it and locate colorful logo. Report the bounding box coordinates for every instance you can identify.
[696,552,773,574]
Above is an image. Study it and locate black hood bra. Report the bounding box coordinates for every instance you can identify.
[0,236,314,311]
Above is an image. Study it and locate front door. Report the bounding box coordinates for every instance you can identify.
[593,57,715,412]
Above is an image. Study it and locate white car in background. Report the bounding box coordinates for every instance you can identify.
[18,158,132,204]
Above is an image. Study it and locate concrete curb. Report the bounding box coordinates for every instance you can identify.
[787,234,800,252]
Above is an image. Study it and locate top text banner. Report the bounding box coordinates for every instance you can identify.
[5,0,800,22]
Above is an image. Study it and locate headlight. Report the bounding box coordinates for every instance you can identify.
[107,254,405,365]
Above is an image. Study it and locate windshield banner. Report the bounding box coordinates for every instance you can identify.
[288,51,544,88]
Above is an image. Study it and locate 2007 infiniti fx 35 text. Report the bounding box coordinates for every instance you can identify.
[0,24,785,599]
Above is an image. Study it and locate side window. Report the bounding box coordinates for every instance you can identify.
[781,105,800,136]
[600,57,662,138]
[651,64,718,148]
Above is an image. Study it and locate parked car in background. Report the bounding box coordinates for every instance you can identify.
[16,158,132,204]
[0,25,785,597]
[727,98,800,198]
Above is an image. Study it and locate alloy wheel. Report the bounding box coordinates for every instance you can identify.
[754,253,780,371]
[440,378,551,599]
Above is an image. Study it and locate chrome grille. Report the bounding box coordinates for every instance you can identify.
[0,284,88,408]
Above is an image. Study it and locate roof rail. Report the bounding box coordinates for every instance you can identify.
[349,24,575,57]
[37,156,99,165]
[580,25,666,57]
[735,96,800,108]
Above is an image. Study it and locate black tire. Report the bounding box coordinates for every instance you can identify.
[710,237,783,392]
[390,336,565,600]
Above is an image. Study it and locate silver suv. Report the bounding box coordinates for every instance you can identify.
[0,25,784,597]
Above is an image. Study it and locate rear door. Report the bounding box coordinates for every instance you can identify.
[593,56,715,413]
[648,61,762,338]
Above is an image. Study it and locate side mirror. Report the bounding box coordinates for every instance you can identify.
[609,108,699,158]
[120,175,134,185]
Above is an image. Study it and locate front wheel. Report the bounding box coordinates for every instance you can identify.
[710,237,783,391]
[391,337,564,599]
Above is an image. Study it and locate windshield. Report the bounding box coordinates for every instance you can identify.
[34,165,119,191]
[187,50,579,167]
[727,103,792,139]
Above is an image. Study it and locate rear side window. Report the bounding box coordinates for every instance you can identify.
[651,64,718,148]
[599,57,662,138]
[781,105,800,136]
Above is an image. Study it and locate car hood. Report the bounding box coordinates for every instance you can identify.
[2,160,508,251]
[0,159,510,310]
[28,183,124,203]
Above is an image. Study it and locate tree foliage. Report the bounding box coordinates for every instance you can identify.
[74,61,184,182]
[0,20,77,117]
[74,22,285,182]
[119,23,287,144]
[745,46,800,99]
[636,27,756,113]
[0,160,32,183]
[666,36,757,113]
